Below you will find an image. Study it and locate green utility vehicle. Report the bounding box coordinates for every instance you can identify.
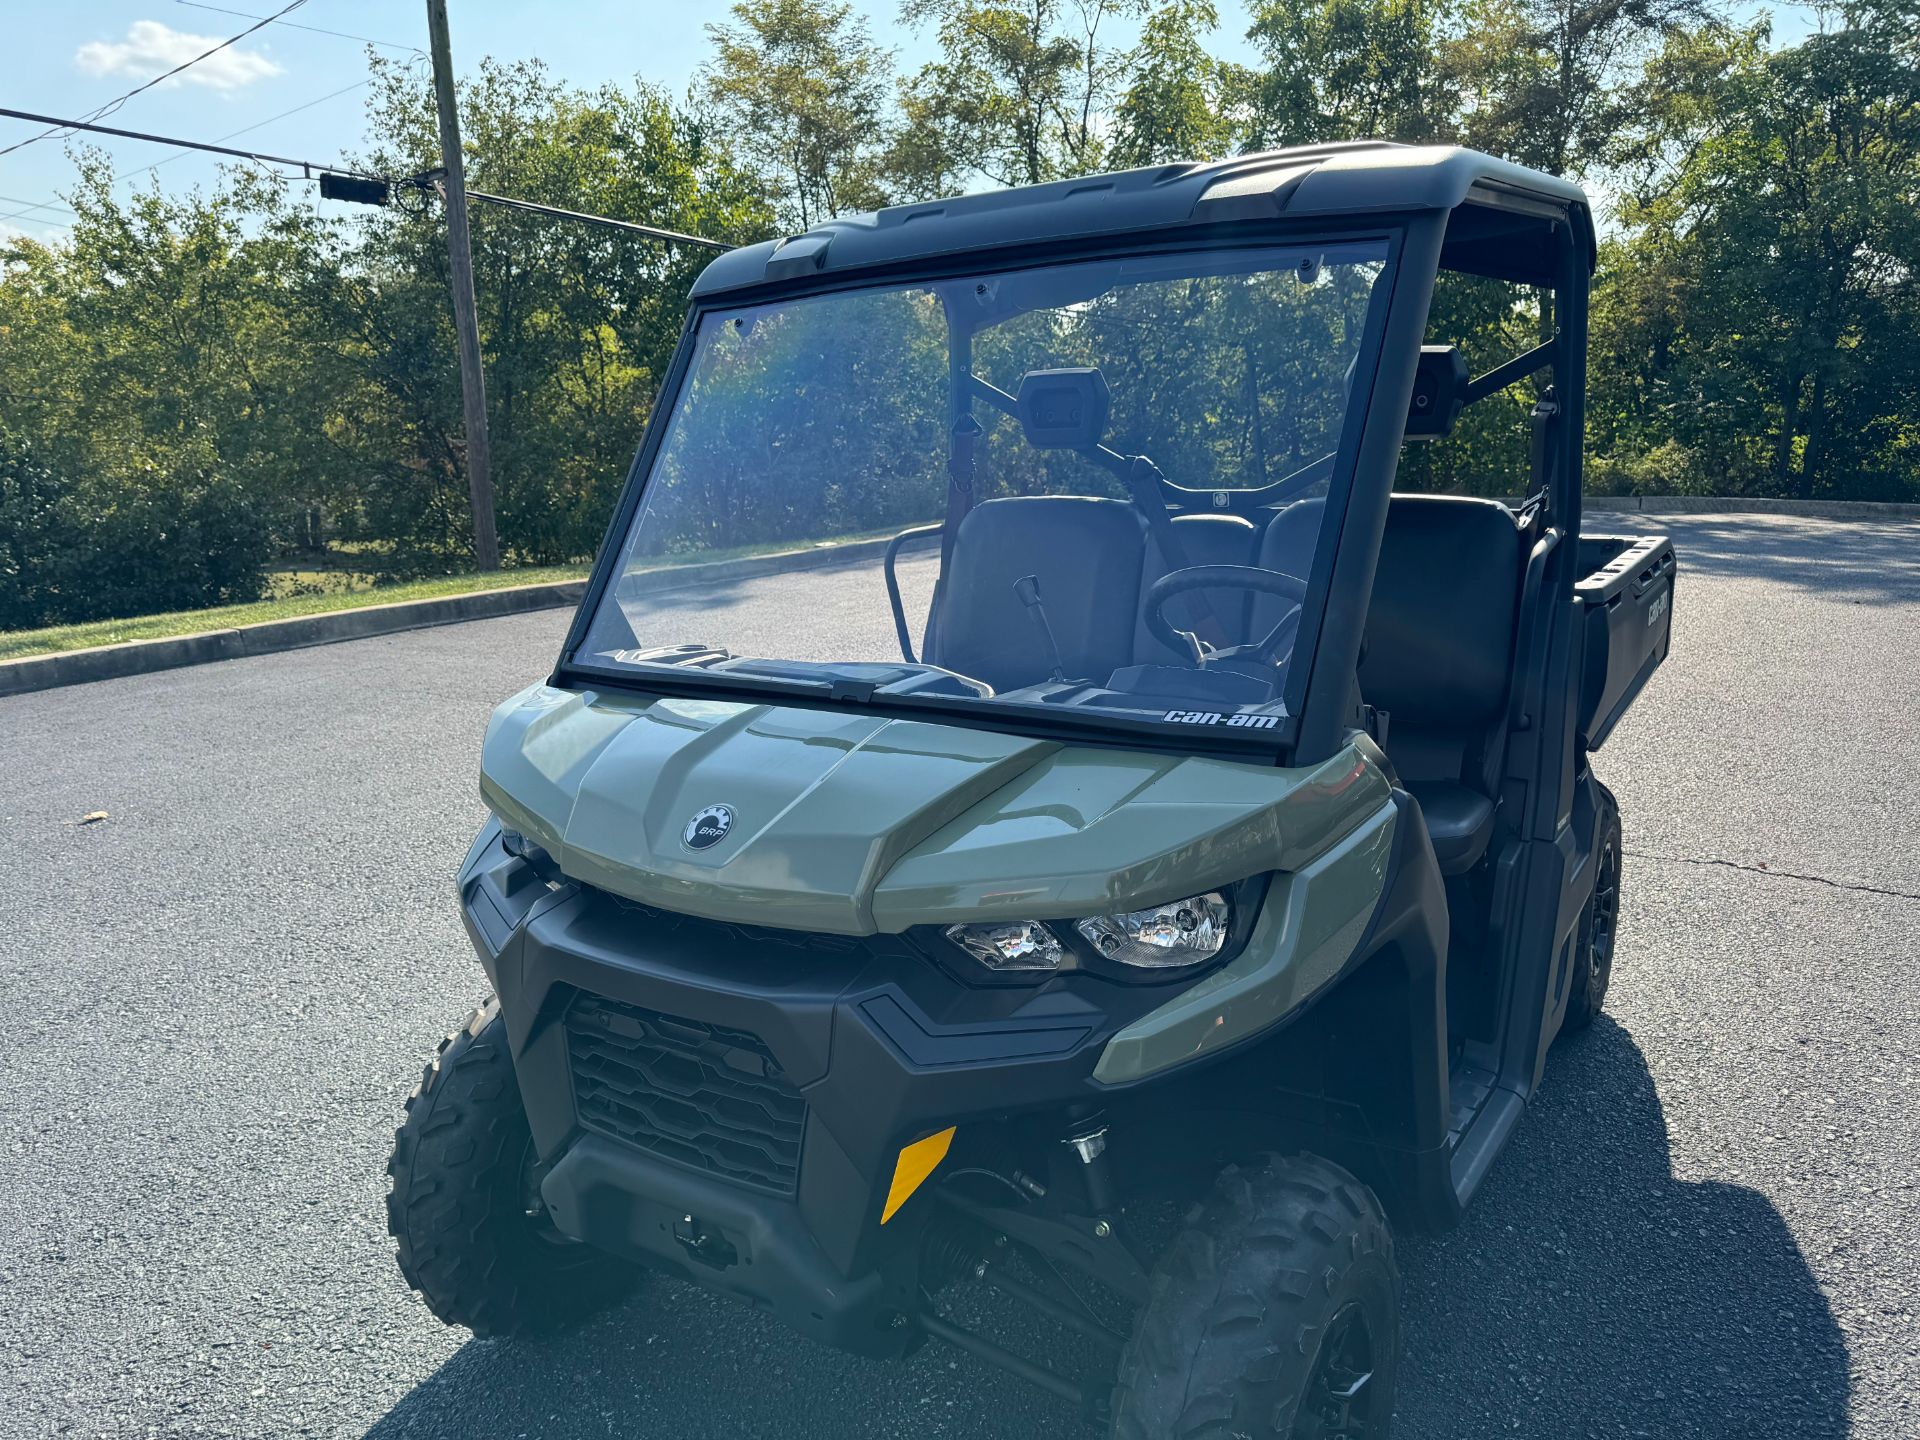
[389,141,1675,1435]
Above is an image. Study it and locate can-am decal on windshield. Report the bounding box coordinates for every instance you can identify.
[1162,710,1281,730]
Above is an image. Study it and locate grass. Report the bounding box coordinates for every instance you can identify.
[0,564,591,663]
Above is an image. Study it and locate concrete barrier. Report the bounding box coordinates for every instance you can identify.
[1584,494,1920,519]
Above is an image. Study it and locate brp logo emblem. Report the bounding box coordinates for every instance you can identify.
[682,804,734,851]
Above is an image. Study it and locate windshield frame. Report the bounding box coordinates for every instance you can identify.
[554,220,1411,763]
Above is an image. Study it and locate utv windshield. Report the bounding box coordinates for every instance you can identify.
[574,241,1390,750]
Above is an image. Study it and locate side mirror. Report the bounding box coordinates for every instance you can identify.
[1016,367,1111,450]
[1404,346,1468,439]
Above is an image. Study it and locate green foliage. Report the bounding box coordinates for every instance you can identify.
[1235,0,1452,147]
[0,162,318,624]
[703,0,895,227]
[1110,2,1238,164]
[1400,271,1543,495]
[348,57,777,566]
[0,60,774,627]
[1592,1,1920,499]
[0,431,70,630]
[0,427,272,629]
[1443,0,1714,175]
[894,0,1148,189]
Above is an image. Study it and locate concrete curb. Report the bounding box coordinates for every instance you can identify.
[1584,494,1920,520]
[0,579,592,699]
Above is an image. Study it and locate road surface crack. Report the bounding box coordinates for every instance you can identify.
[1627,849,1920,902]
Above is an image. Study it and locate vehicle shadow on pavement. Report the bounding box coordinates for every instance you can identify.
[364,1253,1089,1438]
[364,1017,1847,1440]
[1394,1015,1851,1439]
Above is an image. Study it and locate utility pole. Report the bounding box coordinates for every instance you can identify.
[425,0,499,571]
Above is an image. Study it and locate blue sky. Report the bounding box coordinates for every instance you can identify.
[0,1,1261,242]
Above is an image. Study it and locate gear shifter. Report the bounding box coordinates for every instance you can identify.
[1013,574,1070,682]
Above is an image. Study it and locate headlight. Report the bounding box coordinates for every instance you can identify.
[939,891,1236,979]
[943,920,1065,971]
[1076,892,1230,969]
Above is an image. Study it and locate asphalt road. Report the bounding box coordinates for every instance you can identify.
[2,512,1916,1439]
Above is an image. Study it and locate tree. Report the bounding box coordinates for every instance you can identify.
[893,0,1148,193]
[0,158,332,619]
[1591,1,1920,499]
[702,0,895,230]
[0,428,74,629]
[1110,1,1239,164]
[1234,0,1455,148]
[348,56,776,563]
[1443,0,1715,176]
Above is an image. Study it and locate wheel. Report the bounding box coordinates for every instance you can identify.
[1111,1153,1399,1439]
[387,998,637,1336]
[1564,795,1623,1031]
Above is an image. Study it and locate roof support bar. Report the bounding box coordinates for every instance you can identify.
[1464,338,1557,406]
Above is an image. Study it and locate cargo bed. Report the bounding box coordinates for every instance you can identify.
[1575,532,1676,747]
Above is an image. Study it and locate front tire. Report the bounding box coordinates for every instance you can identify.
[1111,1153,1399,1439]
[387,999,637,1336]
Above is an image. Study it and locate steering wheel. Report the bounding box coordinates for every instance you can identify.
[1143,564,1309,669]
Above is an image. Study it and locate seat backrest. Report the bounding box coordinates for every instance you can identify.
[1247,497,1327,641]
[1257,496,1326,586]
[1361,494,1525,786]
[1132,513,1259,665]
[1363,495,1523,724]
[923,496,1148,691]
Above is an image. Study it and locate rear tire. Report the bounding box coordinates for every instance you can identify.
[1564,796,1623,1031]
[387,999,638,1336]
[1111,1153,1399,1439]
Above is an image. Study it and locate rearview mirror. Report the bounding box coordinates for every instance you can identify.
[1016,367,1111,450]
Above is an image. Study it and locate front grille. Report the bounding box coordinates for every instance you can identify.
[566,993,806,1194]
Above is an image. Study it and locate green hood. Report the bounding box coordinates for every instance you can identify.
[479,684,1391,936]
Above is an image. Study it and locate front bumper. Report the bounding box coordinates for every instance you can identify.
[459,820,1173,1355]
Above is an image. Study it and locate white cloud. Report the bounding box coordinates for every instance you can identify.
[1,218,65,254]
[75,20,282,91]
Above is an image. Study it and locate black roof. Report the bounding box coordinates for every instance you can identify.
[691,141,1594,300]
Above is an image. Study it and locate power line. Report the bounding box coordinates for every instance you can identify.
[118,78,376,182]
[463,189,730,252]
[172,0,424,54]
[0,107,734,252]
[0,106,363,180]
[0,0,311,160]
[0,64,420,228]
[0,193,78,218]
[0,82,366,224]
